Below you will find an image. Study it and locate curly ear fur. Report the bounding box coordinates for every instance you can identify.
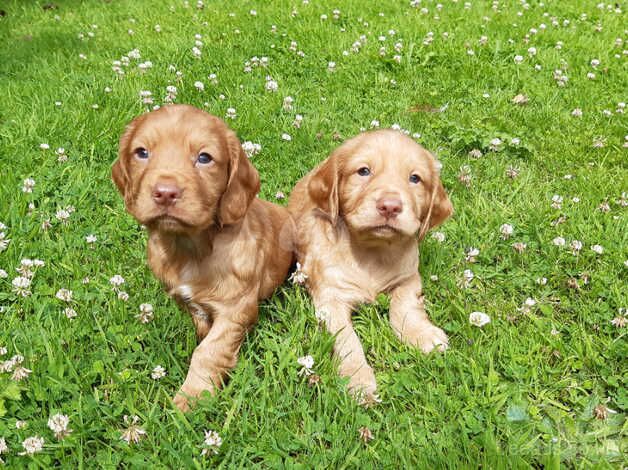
[112,116,144,198]
[307,153,340,224]
[217,131,261,226]
[418,157,453,240]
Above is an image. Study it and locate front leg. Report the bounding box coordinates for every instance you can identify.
[389,274,448,353]
[174,298,257,411]
[313,294,377,399]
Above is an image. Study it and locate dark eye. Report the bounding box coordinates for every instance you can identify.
[409,174,421,184]
[197,152,213,164]
[357,167,371,176]
[134,147,149,159]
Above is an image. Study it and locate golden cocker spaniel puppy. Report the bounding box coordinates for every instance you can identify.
[112,104,295,411]
[288,129,453,399]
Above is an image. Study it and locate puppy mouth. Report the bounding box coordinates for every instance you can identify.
[368,224,402,235]
[146,214,193,231]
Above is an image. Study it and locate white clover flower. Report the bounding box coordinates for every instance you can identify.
[241,141,262,158]
[513,55,524,64]
[0,232,9,251]
[536,277,548,285]
[512,242,527,253]
[489,138,503,151]
[120,415,146,444]
[19,436,44,455]
[500,224,514,239]
[570,240,583,254]
[55,209,71,223]
[275,191,285,200]
[225,108,236,119]
[293,114,303,128]
[265,77,279,92]
[327,61,336,72]
[118,291,129,301]
[55,288,73,302]
[551,195,563,209]
[462,269,474,288]
[431,231,446,242]
[201,430,222,456]
[0,269,7,278]
[465,247,480,263]
[571,108,583,117]
[22,178,36,193]
[370,119,380,128]
[137,303,154,323]
[12,276,32,297]
[110,275,125,287]
[281,133,292,141]
[64,308,77,319]
[194,81,205,91]
[86,234,97,244]
[552,236,566,246]
[591,244,603,254]
[151,365,166,379]
[283,96,294,111]
[469,311,490,327]
[289,263,307,285]
[192,46,202,58]
[40,143,50,150]
[48,414,72,440]
[314,308,330,325]
[297,355,315,376]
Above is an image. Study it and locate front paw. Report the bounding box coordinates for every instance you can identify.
[402,322,449,353]
[343,363,378,403]
[173,380,215,412]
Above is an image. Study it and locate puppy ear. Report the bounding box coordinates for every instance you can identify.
[217,132,261,226]
[428,177,453,229]
[418,159,453,240]
[307,153,340,224]
[112,118,139,198]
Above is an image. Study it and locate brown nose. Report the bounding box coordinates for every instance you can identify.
[376,197,402,218]
[152,183,181,206]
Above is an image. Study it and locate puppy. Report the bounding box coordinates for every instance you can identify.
[112,104,294,411]
[288,129,453,399]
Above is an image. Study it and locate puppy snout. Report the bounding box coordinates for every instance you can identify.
[376,197,402,219]
[152,183,182,206]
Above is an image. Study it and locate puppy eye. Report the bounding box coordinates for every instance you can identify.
[409,174,421,184]
[197,152,213,165]
[134,147,149,159]
[357,167,371,176]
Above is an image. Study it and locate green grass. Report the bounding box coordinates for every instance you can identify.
[0,0,626,467]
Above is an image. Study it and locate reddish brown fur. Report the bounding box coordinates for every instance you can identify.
[288,130,453,400]
[112,105,294,411]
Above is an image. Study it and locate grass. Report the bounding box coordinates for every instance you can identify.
[0,0,626,467]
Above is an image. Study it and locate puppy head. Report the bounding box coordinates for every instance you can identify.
[112,105,260,233]
[308,129,452,241]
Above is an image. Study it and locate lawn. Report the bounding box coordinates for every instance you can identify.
[0,0,626,467]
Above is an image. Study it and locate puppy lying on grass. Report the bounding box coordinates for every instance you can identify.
[288,130,453,401]
[112,104,294,411]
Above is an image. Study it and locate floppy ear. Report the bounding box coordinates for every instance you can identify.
[217,132,261,226]
[418,160,453,240]
[307,153,340,224]
[428,177,453,229]
[111,119,139,198]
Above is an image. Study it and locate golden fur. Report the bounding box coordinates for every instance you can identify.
[112,104,294,411]
[288,129,453,399]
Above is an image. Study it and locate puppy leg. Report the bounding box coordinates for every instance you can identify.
[389,274,448,353]
[314,297,377,399]
[174,302,256,411]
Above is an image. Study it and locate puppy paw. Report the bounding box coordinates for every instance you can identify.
[400,322,449,353]
[173,381,215,412]
[173,393,191,412]
[346,364,378,399]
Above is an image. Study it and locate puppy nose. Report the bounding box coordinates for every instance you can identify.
[152,183,181,206]
[376,197,402,218]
